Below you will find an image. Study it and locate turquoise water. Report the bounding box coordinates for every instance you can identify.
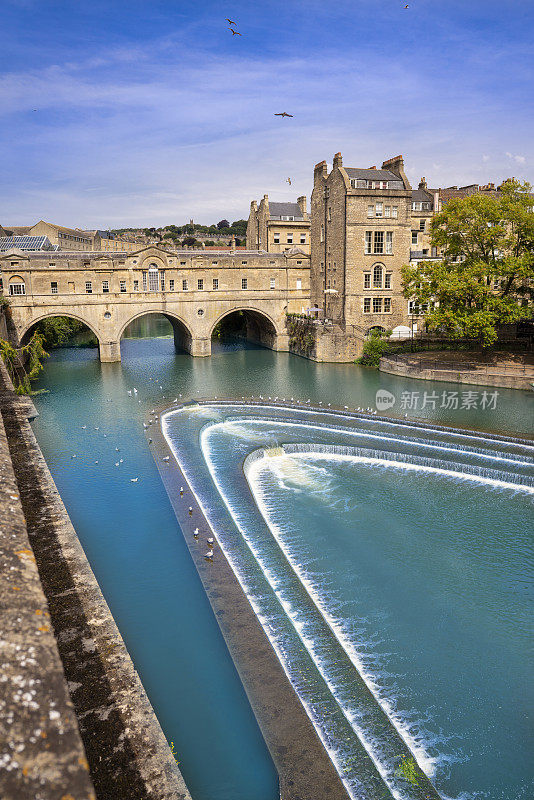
[30,331,534,800]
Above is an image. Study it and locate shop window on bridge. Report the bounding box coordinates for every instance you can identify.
[169,279,175,291]
[102,280,109,293]
[160,271,165,291]
[133,280,139,291]
[9,278,26,295]
[85,281,92,294]
[182,279,188,291]
[120,280,126,293]
[148,265,159,292]
[51,281,58,294]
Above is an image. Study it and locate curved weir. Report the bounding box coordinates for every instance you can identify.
[161,403,534,800]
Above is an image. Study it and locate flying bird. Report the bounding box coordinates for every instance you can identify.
[230,28,242,35]
[226,18,236,24]
[404,4,409,7]
[274,112,293,117]
[287,177,292,185]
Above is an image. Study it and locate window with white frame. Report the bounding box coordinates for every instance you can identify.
[270,278,275,289]
[385,273,392,289]
[85,281,92,294]
[287,234,293,244]
[51,281,58,294]
[385,205,391,218]
[274,233,280,243]
[197,279,203,290]
[182,279,188,290]
[363,297,371,312]
[364,273,371,289]
[212,278,218,290]
[102,280,109,293]
[242,278,248,289]
[419,219,426,231]
[412,231,418,245]
[373,297,382,313]
[375,202,383,217]
[148,266,159,291]
[373,231,384,254]
[392,206,398,218]
[300,234,306,244]
[383,297,391,312]
[373,263,383,288]
[169,279,174,291]
[365,231,372,254]
[120,280,126,293]
[160,272,165,291]
[386,231,393,254]
[296,278,302,290]
[142,272,147,291]
[367,205,374,218]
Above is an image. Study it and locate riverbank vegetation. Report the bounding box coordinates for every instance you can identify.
[0,333,48,395]
[31,316,98,349]
[402,180,534,346]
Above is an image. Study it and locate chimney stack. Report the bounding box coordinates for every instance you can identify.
[419,177,427,190]
[333,152,343,169]
[297,195,307,218]
[382,155,411,190]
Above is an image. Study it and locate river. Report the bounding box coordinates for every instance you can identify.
[30,318,533,800]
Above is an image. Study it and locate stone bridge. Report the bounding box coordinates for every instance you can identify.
[0,246,311,361]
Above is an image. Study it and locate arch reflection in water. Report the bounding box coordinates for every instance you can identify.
[162,403,534,800]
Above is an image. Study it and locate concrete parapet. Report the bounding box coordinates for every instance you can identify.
[379,355,534,390]
[0,357,191,800]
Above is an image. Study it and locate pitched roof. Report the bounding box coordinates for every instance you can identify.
[268,202,304,219]
[0,235,57,252]
[344,168,399,182]
[411,188,434,204]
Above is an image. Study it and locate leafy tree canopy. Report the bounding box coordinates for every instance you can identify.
[217,219,230,229]
[402,180,534,346]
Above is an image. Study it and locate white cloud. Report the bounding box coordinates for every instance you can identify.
[505,151,526,165]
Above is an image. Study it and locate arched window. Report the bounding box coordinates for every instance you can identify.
[9,276,26,296]
[372,263,383,288]
[148,264,159,292]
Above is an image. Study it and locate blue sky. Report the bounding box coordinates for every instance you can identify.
[1,0,533,227]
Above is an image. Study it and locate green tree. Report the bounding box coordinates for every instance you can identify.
[356,329,391,366]
[217,219,230,229]
[402,180,534,346]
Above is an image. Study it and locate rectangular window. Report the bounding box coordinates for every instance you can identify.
[373,297,382,313]
[384,205,391,218]
[419,219,426,231]
[392,206,398,218]
[320,225,324,243]
[375,202,383,217]
[287,235,293,244]
[373,231,384,254]
[160,273,165,291]
[241,261,247,265]
[296,278,302,290]
[412,231,418,245]
[364,273,371,289]
[270,278,275,289]
[384,297,391,312]
[274,233,280,243]
[119,280,126,293]
[85,281,92,294]
[242,278,248,289]
[367,205,374,218]
[365,231,372,254]
[148,270,158,291]
[212,278,218,290]
[385,273,392,289]
[133,280,139,291]
[212,261,218,266]
[182,279,188,291]
[386,231,393,254]
[363,298,371,313]
[197,279,203,290]
[300,234,306,244]
[9,284,26,295]
[328,207,332,221]
[102,280,109,293]
[51,281,58,294]
[169,279,174,291]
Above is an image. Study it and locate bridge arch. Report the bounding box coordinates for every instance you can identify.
[210,307,280,350]
[19,311,102,345]
[118,309,194,356]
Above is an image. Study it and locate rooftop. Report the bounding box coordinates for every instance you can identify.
[268,202,305,220]
[0,236,57,252]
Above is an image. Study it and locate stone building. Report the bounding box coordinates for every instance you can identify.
[409,178,440,262]
[310,153,414,339]
[247,195,311,253]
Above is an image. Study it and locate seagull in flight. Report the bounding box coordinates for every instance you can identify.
[274,112,293,117]
[226,18,236,25]
[287,177,292,185]
[230,28,242,35]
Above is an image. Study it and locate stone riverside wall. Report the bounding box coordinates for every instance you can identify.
[0,358,191,800]
[380,355,534,390]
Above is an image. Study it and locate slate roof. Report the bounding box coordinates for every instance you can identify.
[268,202,304,219]
[411,189,434,205]
[344,168,400,182]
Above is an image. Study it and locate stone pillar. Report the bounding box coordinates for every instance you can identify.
[273,333,290,352]
[99,340,121,362]
[189,337,211,357]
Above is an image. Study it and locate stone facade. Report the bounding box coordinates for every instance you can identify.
[311,153,413,338]
[247,195,311,253]
[0,245,311,362]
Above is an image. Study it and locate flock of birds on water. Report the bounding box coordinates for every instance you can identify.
[70,380,380,563]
